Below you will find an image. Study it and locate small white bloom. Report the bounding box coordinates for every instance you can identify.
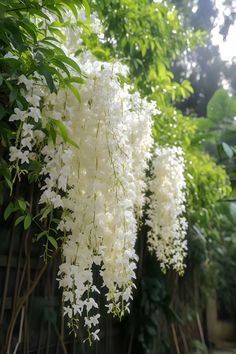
[9,108,27,122]
[18,75,34,90]
[25,94,41,107]
[33,130,45,142]
[21,137,32,150]
[91,329,100,341]
[22,123,34,137]
[64,306,73,318]
[20,150,30,164]
[28,107,41,122]
[9,146,21,161]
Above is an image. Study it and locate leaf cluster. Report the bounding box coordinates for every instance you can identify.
[0,0,90,260]
[92,0,204,106]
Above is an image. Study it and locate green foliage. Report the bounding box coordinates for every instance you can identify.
[153,108,197,148]
[204,89,236,326]
[0,0,90,262]
[186,151,231,225]
[207,202,236,322]
[206,89,236,190]
[3,198,32,229]
[137,276,170,354]
[92,0,204,107]
[0,1,87,94]
[207,89,236,123]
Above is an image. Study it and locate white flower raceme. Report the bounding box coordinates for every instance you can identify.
[146,146,188,275]
[8,74,45,165]
[44,55,156,339]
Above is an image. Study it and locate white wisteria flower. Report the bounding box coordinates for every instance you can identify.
[8,74,46,165]
[146,146,188,275]
[39,53,157,338]
[7,7,158,341]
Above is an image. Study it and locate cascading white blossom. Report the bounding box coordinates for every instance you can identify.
[44,55,156,339]
[146,146,188,275]
[9,74,46,165]
[9,57,156,340]
[8,7,158,341]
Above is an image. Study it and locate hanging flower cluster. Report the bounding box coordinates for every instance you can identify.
[7,5,188,342]
[51,55,156,340]
[9,48,156,340]
[9,74,46,166]
[146,146,188,275]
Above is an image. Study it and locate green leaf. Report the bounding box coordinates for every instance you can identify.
[3,18,27,51]
[40,40,64,54]
[28,8,50,21]
[17,199,27,211]
[207,89,230,122]
[5,177,12,192]
[50,124,57,144]
[48,236,58,249]
[92,47,109,61]
[0,104,7,120]
[46,4,63,21]
[9,87,18,103]
[0,74,3,86]
[39,205,52,221]
[55,55,81,74]
[65,82,81,102]
[0,105,6,120]
[38,65,57,93]
[4,201,14,220]
[19,21,37,43]
[49,119,79,148]
[61,0,78,19]
[51,119,68,142]
[82,0,90,17]
[51,58,71,77]
[15,215,25,226]
[0,161,12,191]
[67,137,80,149]
[66,76,86,84]
[49,28,65,41]
[222,142,233,159]
[37,231,48,241]
[42,36,61,44]
[24,214,32,230]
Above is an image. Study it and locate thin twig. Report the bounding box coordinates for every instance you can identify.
[196,312,206,351]
[5,260,49,354]
[13,306,25,354]
[12,241,23,314]
[53,324,68,354]
[171,324,180,354]
[179,324,190,354]
[0,183,20,324]
[0,226,15,323]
